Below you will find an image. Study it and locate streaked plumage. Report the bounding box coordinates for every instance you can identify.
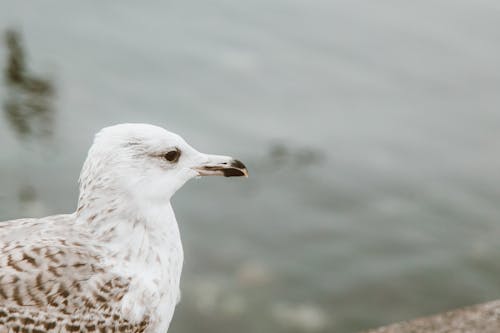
[0,124,248,332]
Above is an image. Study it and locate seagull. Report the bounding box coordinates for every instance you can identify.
[0,123,248,332]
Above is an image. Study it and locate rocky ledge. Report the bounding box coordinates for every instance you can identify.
[365,300,500,333]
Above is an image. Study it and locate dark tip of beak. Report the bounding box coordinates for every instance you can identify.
[222,159,248,177]
[194,158,248,177]
[222,168,246,177]
[231,159,247,170]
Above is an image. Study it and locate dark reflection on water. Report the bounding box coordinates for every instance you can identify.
[18,185,36,204]
[268,143,325,168]
[3,29,56,140]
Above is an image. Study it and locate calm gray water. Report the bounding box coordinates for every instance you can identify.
[1,1,500,332]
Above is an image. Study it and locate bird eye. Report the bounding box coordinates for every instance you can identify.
[164,149,181,163]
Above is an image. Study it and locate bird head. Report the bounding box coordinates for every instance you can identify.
[78,123,248,205]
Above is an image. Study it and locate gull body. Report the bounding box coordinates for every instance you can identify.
[0,123,248,332]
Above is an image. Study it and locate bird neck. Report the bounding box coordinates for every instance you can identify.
[76,189,182,260]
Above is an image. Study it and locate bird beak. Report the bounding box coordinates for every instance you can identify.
[192,154,249,177]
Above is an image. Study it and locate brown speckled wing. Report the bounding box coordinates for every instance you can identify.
[0,218,149,332]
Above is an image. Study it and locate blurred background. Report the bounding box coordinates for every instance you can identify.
[1,1,500,332]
